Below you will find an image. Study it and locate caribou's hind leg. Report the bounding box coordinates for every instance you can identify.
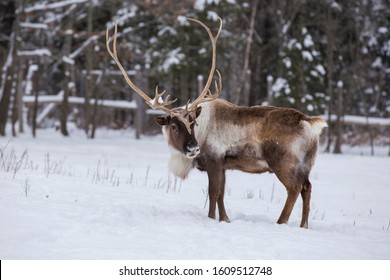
[263,139,309,227]
[276,184,302,225]
[300,180,312,228]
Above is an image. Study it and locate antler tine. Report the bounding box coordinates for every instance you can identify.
[186,17,222,109]
[209,69,222,99]
[188,69,222,109]
[106,19,177,116]
[147,86,177,109]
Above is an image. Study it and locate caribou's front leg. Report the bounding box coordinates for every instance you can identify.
[206,158,230,222]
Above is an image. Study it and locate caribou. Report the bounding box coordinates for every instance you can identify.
[106,18,327,228]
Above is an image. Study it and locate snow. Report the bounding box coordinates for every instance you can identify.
[25,64,39,95]
[272,77,288,95]
[22,93,164,116]
[306,104,314,111]
[198,47,207,55]
[302,50,313,62]
[368,36,378,47]
[157,26,177,37]
[107,5,138,29]
[322,114,390,126]
[315,64,326,75]
[371,57,382,69]
[17,49,52,57]
[177,15,188,26]
[149,96,164,106]
[283,57,292,68]
[194,0,220,11]
[310,70,319,77]
[1,129,389,260]
[22,94,138,110]
[158,48,185,73]
[24,0,88,13]
[69,35,98,59]
[62,56,75,65]
[287,39,297,50]
[20,22,49,30]
[207,11,219,21]
[330,1,342,12]
[303,34,314,48]
[295,42,302,50]
[378,27,388,34]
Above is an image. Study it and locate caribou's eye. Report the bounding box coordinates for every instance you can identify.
[171,124,179,134]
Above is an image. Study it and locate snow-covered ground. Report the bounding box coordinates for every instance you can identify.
[0,129,389,259]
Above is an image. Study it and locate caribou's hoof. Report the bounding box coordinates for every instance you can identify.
[219,217,231,223]
[300,222,309,229]
[208,215,216,220]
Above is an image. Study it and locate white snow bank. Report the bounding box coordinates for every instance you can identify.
[0,130,389,259]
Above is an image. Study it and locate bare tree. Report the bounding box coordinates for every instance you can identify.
[0,0,18,136]
[333,81,343,154]
[324,3,337,153]
[84,1,93,137]
[60,17,74,136]
[234,0,259,105]
[31,64,39,138]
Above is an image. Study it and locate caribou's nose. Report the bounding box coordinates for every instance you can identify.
[186,145,200,158]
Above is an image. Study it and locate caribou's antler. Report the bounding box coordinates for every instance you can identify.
[186,17,222,111]
[106,20,177,116]
[106,17,223,132]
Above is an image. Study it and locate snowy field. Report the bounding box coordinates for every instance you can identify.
[0,129,389,260]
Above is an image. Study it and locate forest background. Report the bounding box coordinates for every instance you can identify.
[0,0,389,154]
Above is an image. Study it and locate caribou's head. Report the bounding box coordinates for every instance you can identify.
[106,17,222,159]
[155,106,202,158]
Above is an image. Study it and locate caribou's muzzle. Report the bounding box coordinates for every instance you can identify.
[186,145,200,159]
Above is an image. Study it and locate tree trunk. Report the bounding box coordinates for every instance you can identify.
[0,1,18,136]
[31,64,40,138]
[234,0,259,105]
[333,81,343,154]
[11,69,18,137]
[89,95,99,139]
[60,74,70,136]
[85,1,93,136]
[0,35,16,136]
[324,6,335,153]
[0,0,23,136]
[60,16,74,136]
[266,75,273,105]
[16,63,24,133]
[89,77,102,139]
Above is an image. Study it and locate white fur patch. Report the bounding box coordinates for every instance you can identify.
[289,135,308,160]
[168,152,193,179]
[290,119,327,160]
[207,123,250,156]
[160,122,194,179]
[196,102,252,157]
[301,119,327,139]
[310,119,328,137]
[193,102,212,147]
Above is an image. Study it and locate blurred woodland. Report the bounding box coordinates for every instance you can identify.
[0,0,389,154]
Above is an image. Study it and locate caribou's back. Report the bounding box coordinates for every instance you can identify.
[196,99,325,169]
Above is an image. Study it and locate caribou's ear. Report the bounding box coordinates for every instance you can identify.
[195,106,202,118]
[154,115,171,126]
